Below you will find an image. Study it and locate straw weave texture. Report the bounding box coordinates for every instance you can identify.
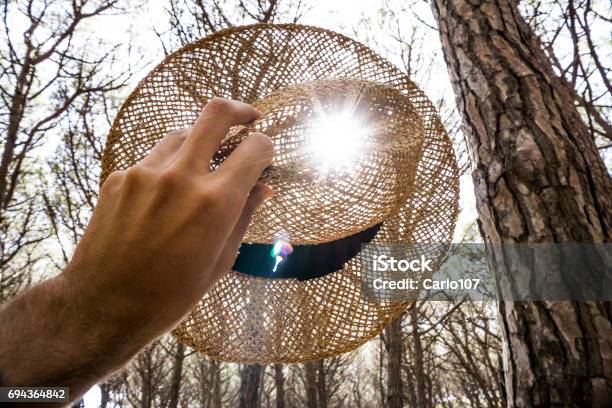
[213,78,426,244]
[101,24,459,364]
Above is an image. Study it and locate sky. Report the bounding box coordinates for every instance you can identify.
[24,1,472,405]
[65,0,611,404]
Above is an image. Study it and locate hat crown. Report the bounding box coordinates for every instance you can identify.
[212,78,426,245]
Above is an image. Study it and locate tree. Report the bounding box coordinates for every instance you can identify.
[384,315,404,408]
[158,0,306,51]
[305,362,319,408]
[124,340,173,408]
[383,294,503,408]
[166,341,187,408]
[99,374,124,408]
[0,0,128,300]
[435,300,504,407]
[239,364,263,408]
[185,355,234,407]
[431,0,612,406]
[274,364,286,408]
[409,305,426,408]
[522,0,612,147]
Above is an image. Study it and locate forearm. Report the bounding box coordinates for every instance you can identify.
[0,272,153,402]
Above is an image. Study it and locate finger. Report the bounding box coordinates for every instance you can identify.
[213,182,274,274]
[217,132,275,193]
[141,128,189,167]
[178,98,261,171]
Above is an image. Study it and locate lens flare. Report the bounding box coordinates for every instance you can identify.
[271,239,293,273]
[308,112,369,174]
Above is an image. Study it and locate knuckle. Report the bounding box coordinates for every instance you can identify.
[167,128,189,140]
[197,179,238,209]
[194,188,219,211]
[203,97,232,117]
[157,168,182,188]
[199,182,223,202]
[104,170,125,185]
[125,165,153,185]
[100,170,126,192]
[249,132,275,162]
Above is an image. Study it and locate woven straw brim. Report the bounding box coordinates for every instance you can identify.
[101,24,459,364]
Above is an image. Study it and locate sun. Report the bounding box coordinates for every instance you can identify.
[307,112,369,174]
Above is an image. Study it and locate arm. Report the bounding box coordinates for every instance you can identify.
[0,98,274,402]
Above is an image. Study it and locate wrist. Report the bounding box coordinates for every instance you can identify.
[59,263,173,347]
[57,268,153,355]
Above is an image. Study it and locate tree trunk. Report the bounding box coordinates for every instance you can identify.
[378,334,387,407]
[141,355,153,408]
[70,398,84,408]
[99,382,111,408]
[403,365,417,408]
[274,364,285,408]
[212,359,222,408]
[316,360,327,408]
[0,61,30,209]
[239,364,262,408]
[431,0,612,407]
[410,305,426,408]
[386,315,404,408]
[305,362,319,408]
[167,342,185,408]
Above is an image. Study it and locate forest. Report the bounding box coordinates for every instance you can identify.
[0,0,610,407]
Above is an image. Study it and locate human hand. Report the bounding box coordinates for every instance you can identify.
[63,98,274,339]
[0,98,273,399]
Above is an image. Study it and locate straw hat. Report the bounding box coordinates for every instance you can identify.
[102,24,459,363]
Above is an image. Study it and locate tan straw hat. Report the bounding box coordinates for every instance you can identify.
[102,24,459,363]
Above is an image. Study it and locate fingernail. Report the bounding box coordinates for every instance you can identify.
[257,182,274,201]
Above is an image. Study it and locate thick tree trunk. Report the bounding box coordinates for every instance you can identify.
[274,364,285,408]
[239,364,262,408]
[386,315,404,408]
[167,342,185,408]
[431,0,612,407]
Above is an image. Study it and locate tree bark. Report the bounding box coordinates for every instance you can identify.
[167,342,185,408]
[239,364,262,408]
[316,360,327,408]
[386,315,404,408]
[305,362,319,408]
[274,364,285,408]
[213,360,222,408]
[99,382,111,408]
[410,305,426,408]
[431,0,612,407]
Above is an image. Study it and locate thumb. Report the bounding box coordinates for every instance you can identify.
[217,132,275,194]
